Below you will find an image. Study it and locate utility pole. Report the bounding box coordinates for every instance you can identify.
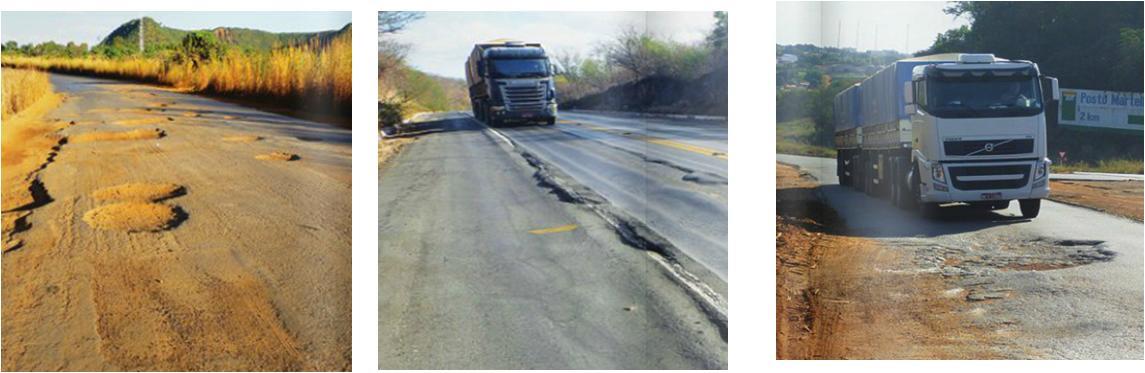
[905,24,910,53]
[874,24,879,51]
[139,15,144,54]
[837,19,842,48]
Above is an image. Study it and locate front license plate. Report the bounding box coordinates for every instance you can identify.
[980,192,1002,200]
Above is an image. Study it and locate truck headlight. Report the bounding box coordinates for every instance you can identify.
[1034,158,1050,180]
[931,162,946,183]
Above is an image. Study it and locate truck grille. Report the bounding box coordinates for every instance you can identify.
[944,139,1034,156]
[948,164,1031,190]
[501,84,547,111]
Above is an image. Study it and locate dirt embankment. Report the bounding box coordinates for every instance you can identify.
[1,80,64,251]
[776,163,998,359]
[1048,180,1143,221]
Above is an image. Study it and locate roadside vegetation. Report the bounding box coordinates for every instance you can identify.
[2,68,54,117]
[1053,159,1143,175]
[1,17,352,125]
[554,12,727,116]
[378,12,468,129]
[775,117,835,158]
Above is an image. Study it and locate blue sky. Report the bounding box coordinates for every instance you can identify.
[383,11,721,79]
[777,2,969,53]
[1,12,350,46]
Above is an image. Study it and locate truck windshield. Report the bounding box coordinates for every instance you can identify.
[488,59,550,78]
[926,75,1043,118]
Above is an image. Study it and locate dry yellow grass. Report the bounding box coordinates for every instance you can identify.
[2,33,351,117]
[2,68,54,117]
[379,137,415,167]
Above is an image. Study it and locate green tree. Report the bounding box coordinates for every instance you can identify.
[707,11,728,50]
[175,31,226,67]
[922,1,1143,92]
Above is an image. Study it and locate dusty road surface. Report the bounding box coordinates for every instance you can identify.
[777,153,1144,359]
[379,112,727,369]
[2,73,351,371]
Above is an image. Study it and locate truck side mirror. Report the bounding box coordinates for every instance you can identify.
[1042,76,1060,102]
[903,81,916,113]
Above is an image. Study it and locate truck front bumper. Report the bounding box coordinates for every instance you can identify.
[490,103,558,121]
[918,158,1051,203]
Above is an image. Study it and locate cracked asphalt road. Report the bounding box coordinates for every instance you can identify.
[497,111,728,280]
[778,153,1144,359]
[378,113,727,369]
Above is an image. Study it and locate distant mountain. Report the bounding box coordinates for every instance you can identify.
[98,17,350,53]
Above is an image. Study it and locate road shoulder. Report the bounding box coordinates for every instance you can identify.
[776,162,1000,359]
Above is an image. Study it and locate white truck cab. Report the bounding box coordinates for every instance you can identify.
[907,54,1057,217]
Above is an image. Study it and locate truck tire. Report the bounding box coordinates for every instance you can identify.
[545,117,556,126]
[838,151,852,187]
[485,107,498,127]
[900,163,919,210]
[1019,199,1041,218]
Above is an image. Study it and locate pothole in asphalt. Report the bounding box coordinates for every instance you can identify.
[903,237,1115,277]
[82,202,185,232]
[255,152,299,161]
[91,183,185,202]
[682,172,728,185]
[111,118,162,126]
[222,135,262,143]
[70,128,165,143]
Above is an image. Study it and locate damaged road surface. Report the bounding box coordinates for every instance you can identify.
[379,112,727,369]
[496,110,728,281]
[2,74,351,370]
[777,154,1144,359]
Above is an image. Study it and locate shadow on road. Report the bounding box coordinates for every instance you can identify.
[816,184,1029,238]
[388,115,486,139]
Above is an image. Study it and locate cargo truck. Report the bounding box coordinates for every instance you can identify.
[834,53,1060,218]
[465,40,558,126]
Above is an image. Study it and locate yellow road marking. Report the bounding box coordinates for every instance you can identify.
[560,118,728,159]
[528,224,579,235]
[643,137,729,160]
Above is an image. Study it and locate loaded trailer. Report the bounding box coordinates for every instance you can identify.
[834,53,1059,218]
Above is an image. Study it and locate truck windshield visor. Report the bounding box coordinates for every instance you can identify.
[927,75,1043,118]
[489,59,550,78]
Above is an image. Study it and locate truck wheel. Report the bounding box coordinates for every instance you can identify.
[545,117,556,126]
[485,108,498,127]
[1019,199,1041,218]
[838,152,851,187]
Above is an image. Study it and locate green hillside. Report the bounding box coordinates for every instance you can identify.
[94,17,349,57]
